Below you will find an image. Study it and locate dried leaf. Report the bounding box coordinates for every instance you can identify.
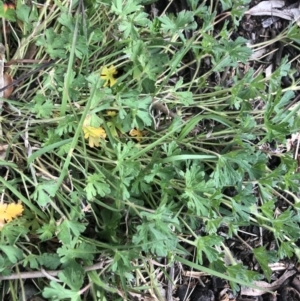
[246,1,300,25]
[129,128,143,142]
[245,1,293,20]
[286,132,300,152]
[3,73,13,98]
[0,143,8,160]
[249,48,267,60]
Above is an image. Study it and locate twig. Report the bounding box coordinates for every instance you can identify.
[0,262,104,281]
[0,43,5,140]
[0,44,5,100]
[241,270,296,296]
[5,59,53,66]
[167,264,174,301]
[0,60,56,93]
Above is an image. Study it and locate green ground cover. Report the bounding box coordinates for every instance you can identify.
[1,0,300,300]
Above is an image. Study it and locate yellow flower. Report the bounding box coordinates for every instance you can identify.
[107,110,117,117]
[3,3,15,12]
[0,202,24,229]
[82,126,106,148]
[101,65,117,87]
[0,203,8,219]
[129,128,143,142]
[5,202,24,221]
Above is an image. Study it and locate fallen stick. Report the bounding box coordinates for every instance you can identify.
[0,262,104,281]
[241,270,296,296]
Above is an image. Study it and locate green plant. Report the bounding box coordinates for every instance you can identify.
[1,0,300,300]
